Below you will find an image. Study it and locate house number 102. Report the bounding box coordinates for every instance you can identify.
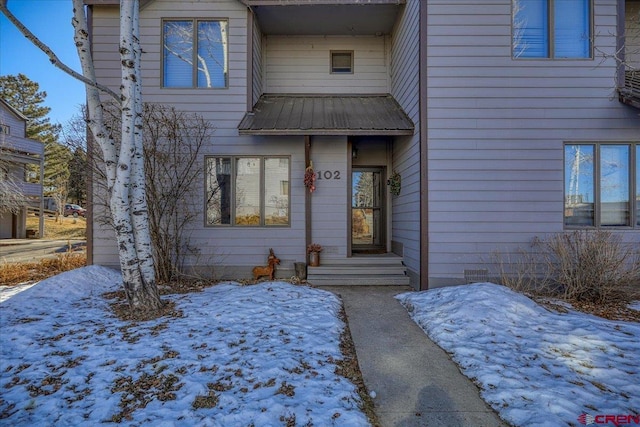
[316,170,341,180]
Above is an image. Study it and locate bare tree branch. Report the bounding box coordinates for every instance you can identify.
[0,1,120,102]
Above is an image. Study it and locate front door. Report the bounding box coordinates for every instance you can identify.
[351,168,385,254]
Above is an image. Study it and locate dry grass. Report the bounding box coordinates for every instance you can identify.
[0,252,87,286]
[26,215,86,239]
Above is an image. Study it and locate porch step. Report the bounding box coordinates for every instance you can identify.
[306,255,410,286]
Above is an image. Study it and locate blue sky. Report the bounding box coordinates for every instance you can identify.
[1,0,85,126]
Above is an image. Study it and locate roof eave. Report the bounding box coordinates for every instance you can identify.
[238,129,414,136]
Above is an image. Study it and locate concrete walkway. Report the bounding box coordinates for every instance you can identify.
[322,286,507,427]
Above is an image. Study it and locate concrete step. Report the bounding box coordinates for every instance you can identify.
[306,255,409,286]
[309,266,408,275]
[307,276,411,286]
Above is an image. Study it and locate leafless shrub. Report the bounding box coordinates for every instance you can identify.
[88,103,214,283]
[491,246,545,294]
[493,231,640,304]
[540,231,640,304]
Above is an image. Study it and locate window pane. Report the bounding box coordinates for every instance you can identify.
[163,21,194,87]
[513,0,549,58]
[197,21,228,88]
[206,157,231,225]
[331,52,352,73]
[564,145,594,226]
[600,145,630,226]
[554,0,590,58]
[264,158,289,225]
[235,158,261,225]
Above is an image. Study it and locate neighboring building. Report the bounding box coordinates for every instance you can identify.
[0,98,44,239]
[85,0,640,288]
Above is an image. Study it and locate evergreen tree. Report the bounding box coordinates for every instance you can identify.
[0,73,60,143]
[67,147,87,204]
[0,73,72,212]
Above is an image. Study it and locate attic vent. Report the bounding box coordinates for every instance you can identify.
[464,269,488,284]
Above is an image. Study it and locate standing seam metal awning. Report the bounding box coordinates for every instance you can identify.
[238,95,415,136]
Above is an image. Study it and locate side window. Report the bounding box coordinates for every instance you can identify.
[163,19,228,88]
[513,0,591,59]
[564,143,638,228]
[206,156,290,226]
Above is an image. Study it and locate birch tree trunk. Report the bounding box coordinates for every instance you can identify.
[72,0,161,312]
[3,0,163,313]
[117,0,162,309]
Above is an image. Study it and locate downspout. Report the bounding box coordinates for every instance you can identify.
[419,0,429,290]
[305,135,312,261]
[85,3,94,265]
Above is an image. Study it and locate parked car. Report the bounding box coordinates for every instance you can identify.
[64,204,86,218]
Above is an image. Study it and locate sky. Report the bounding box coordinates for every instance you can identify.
[1,268,638,426]
[0,0,85,127]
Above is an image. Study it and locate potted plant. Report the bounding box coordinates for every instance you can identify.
[307,243,323,267]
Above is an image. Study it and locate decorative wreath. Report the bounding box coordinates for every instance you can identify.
[388,171,401,196]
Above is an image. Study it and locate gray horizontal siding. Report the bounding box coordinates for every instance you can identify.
[89,0,311,271]
[390,0,421,287]
[265,35,389,94]
[426,0,640,284]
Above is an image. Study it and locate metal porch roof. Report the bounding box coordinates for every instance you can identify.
[238,95,414,136]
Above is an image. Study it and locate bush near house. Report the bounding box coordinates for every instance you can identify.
[495,230,640,307]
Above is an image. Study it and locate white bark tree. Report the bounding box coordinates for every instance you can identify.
[1,0,163,313]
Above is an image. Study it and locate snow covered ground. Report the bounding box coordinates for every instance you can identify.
[3,268,638,427]
[0,266,369,426]
[397,283,640,427]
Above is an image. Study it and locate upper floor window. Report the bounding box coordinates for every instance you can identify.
[331,51,353,74]
[564,143,639,228]
[206,156,290,227]
[163,19,228,88]
[0,124,9,134]
[513,0,592,59]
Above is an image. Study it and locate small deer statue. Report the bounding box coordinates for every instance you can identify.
[252,248,281,281]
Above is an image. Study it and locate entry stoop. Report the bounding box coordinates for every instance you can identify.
[306,255,410,286]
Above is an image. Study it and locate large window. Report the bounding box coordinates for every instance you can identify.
[513,0,592,59]
[206,156,290,226]
[163,19,228,88]
[564,143,639,228]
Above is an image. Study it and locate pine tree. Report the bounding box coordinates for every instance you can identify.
[0,73,72,215]
[67,147,87,204]
[0,73,60,143]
